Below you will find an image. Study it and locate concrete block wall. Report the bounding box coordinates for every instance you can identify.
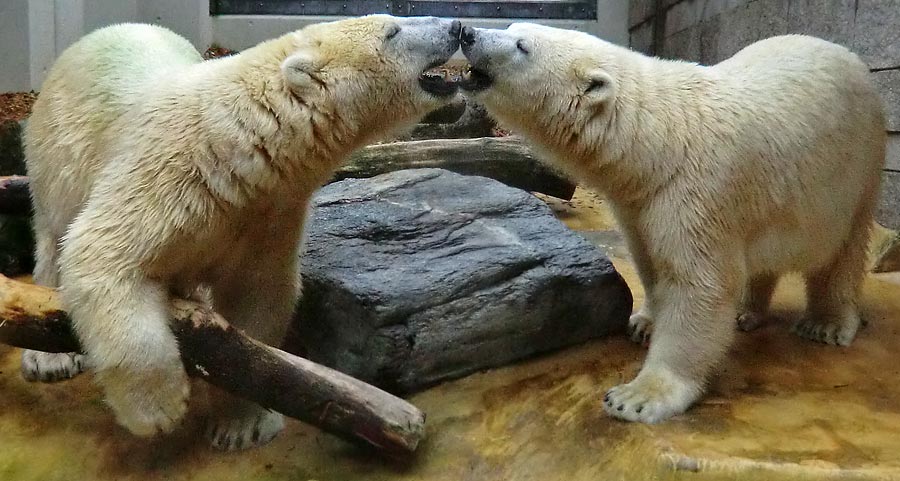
[629,0,900,228]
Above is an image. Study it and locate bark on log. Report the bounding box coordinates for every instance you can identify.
[0,274,426,455]
[339,137,576,200]
[0,176,31,216]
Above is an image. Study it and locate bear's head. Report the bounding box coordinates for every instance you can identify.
[279,15,461,145]
[459,23,624,160]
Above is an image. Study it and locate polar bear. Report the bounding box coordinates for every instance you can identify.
[460,24,885,423]
[23,15,461,449]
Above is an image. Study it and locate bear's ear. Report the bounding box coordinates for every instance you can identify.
[583,69,615,104]
[281,51,324,89]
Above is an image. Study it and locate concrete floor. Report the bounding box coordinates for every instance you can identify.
[1,188,899,481]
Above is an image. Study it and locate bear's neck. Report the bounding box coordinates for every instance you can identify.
[182,35,359,204]
[592,56,721,208]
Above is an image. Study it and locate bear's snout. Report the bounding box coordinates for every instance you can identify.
[450,20,462,40]
[460,26,477,47]
[413,18,462,97]
[459,27,495,92]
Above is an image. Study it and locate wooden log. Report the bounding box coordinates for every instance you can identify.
[1,139,577,219]
[419,99,467,124]
[0,175,31,216]
[339,137,577,200]
[0,274,426,455]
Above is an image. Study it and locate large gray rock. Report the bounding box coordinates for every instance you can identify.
[291,168,632,393]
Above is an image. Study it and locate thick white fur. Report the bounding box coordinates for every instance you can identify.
[24,16,458,448]
[463,25,885,423]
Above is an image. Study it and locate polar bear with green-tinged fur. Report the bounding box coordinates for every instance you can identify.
[23,15,461,449]
[460,24,885,424]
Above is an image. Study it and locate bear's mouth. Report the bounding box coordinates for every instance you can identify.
[418,61,460,97]
[460,66,493,92]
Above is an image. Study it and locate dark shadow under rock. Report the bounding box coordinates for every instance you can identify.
[0,120,26,176]
[0,215,34,276]
[291,169,632,394]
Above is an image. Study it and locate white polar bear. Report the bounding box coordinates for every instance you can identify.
[23,15,461,449]
[460,24,885,423]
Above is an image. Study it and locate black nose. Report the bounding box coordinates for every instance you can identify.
[460,26,476,47]
[449,20,462,38]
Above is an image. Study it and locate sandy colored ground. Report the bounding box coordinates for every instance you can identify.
[1,187,899,481]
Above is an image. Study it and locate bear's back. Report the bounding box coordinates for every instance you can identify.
[25,24,204,236]
[37,24,202,118]
[695,34,883,165]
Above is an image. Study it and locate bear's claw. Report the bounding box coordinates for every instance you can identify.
[627,312,653,345]
[21,350,86,382]
[792,315,859,346]
[603,367,701,424]
[206,407,284,451]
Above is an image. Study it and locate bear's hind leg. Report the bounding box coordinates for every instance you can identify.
[205,256,299,450]
[794,226,868,346]
[736,273,778,332]
[204,387,286,451]
[21,225,87,382]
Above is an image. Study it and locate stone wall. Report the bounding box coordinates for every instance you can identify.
[629,0,900,228]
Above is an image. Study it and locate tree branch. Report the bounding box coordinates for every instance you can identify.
[0,274,425,455]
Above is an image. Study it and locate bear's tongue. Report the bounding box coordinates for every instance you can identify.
[418,67,460,97]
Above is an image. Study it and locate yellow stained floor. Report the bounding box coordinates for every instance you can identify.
[1,188,899,481]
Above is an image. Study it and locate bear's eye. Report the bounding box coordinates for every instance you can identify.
[586,79,606,93]
[385,25,401,40]
[516,39,530,54]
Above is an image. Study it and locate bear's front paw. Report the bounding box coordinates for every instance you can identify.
[21,350,87,382]
[206,405,284,451]
[96,363,190,437]
[603,367,702,424]
[792,313,860,346]
[627,312,654,345]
